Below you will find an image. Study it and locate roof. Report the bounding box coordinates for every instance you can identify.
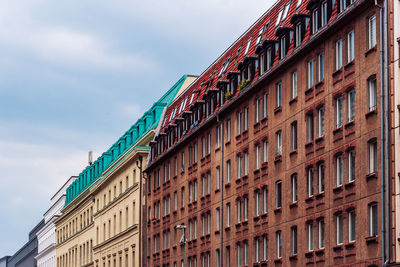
[157,0,311,136]
[65,75,197,206]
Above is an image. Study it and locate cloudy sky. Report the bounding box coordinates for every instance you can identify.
[0,0,273,256]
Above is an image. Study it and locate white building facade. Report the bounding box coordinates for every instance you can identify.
[35,176,76,267]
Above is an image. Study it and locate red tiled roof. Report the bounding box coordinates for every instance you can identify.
[159,0,317,135]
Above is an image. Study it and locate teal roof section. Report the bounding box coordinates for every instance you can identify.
[65,75,191,206]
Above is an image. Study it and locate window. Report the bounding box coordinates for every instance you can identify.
[276,231,282,258]
[291,121,298,151]
[318,53,324,82]
[280,36,286,59]
[236,243,241,267]
[260,53,266,75]
[226,160,231,183]
[216,208,220,231]
[335,96,343,128]
[336,214,343,245]
[226,119,231,141]
[243,151,249,176]
[335,39,343,69]
[306,112,314,142]
[255,98,261,123]
[243,196,249,221]
[291,226,298,255]
[255,190,261,216]
[368,140,378,174]
[266,47,272,71]
[226,246,231,267]
[262,235,268,260]
[174,191,178,211]
[276,131,282,155]
[255,237,260,262]
[276,8,284,26]
[347,89,355,122]
[368,15,377,49]
[336,155,343,186]
[244,38,252,56]
[368,76,377,111]
[207,172,211,194]
[181,187,185,207]
[263,140,269,163]
[255,144,261,169]
[295,23,302,47]
[307,222,314,251]
[291,71,298,99]
[369,203,378,236]
[226,203,231,227]
[348,150,356,182]
[317,106,325,137]
[236,112,242,135]
[312,9,319,34]
[263,187,268,213]
[307,60,314,88]
[216,166,221,190]
[348,210,356,242]
[317,163,325,193]
[243,107,249,132]
[321,1,328,26]
[318,219,325,248]
[347,31,355,62]
[276,181,282,208]
[216,249,220,267]
[216,126,221,148]
[307,167,314,197]
[236,154,242,178]
[207,133,211,155]
[244,241,249,265]
[236,199,242,223]
[291,174,298,203]
[276,82,282,107]
[263,93,268,117]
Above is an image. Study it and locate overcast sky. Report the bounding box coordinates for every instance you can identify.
[0,0,273,256]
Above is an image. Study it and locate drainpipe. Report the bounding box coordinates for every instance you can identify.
[217,115,224,267]
[378,0,390,263]
[138,155,146,267]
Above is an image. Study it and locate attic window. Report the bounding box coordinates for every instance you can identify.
[275,8,284,26]
[296,0,302,8]
[169,107,177,122]
[219,57,231,77]
[282,2,291,21]
[244,38,252,55]
[179,96,189,114]
[189,93,195,104]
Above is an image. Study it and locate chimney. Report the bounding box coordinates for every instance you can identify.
[88,151,93,165]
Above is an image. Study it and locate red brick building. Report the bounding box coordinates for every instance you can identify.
[144,0,397,265]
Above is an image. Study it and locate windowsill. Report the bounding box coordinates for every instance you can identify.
[274,106,282,114]
[274,258,282,264]
[289,255,298,261]
[225,182,231,188]
[365,235,378,244]
[274,207,282,214]
[344,180,355,189]
[215,147,220,153]
[315,136,324,144]
[333,126,343,135]
[332,68,343,77]
[305,251,314,258]
[345,241,356,249]
[225,140,231,146]
[289,150,298,156]
[365,45,377,57]
[333,244,344,251]
[305,196,314,203]
[366,172,378,180]
[315,248,325,255]
[274,154,282,164]
[344,120,355,129]
[289,96,298,105]
[365,109,377,118]
[315,79,324,90]
[289,202,298,208]
[333,185,344,193]
[315,192,325,199]
[344,60,355,70]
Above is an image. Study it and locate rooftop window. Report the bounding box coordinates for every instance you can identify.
[275,9,284,26]
[219,57,231,77]
[179,96,189,114]
[256,23,269,45]
[244,38,252,56]
[296,0,302,8]
[282,2,291,21]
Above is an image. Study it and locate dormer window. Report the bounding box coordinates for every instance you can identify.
[296,0,302,8]
[267,47,273,70]
[295,23,302,47]
[179,96,188,114]
[256,25,266,45]
[321,1,328,26]
[280,35,287,59]
[312,9,319,34]
[244,38,252,56]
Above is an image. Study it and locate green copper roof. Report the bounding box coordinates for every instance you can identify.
[65,75,191,206]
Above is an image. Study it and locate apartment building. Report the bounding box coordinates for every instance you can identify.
[145,0,398,265]
[54,75,196,267]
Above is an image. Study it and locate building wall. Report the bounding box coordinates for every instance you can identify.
[146,0,384,266]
